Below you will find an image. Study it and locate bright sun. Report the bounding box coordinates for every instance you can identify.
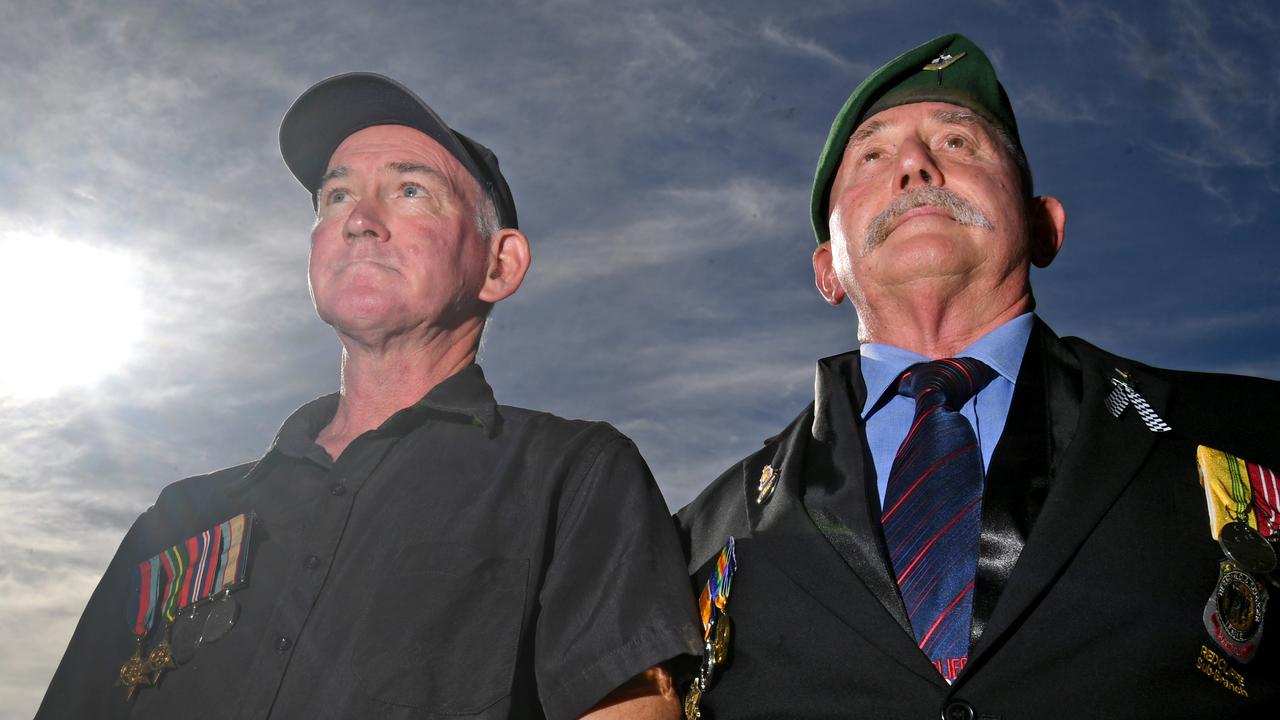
[0,234,145,400]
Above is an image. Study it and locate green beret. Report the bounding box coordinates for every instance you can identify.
[810,33,1022,245]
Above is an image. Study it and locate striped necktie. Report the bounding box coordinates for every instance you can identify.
[881,357,996,680]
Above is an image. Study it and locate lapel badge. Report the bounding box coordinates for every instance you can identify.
[1203,559,1268,663]
[923,51,966,71]
[756,464,778,504]
[1104,369,1172,433]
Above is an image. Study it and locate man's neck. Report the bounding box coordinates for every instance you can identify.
[316,325,481,460]
[857,288,1033,359]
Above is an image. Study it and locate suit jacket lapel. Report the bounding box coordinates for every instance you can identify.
[750,351,942,685]
[969,326,1172,665]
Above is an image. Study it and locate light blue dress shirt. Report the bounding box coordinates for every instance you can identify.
[859,312,1035,508]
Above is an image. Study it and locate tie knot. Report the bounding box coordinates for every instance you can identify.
[897,357,996,410]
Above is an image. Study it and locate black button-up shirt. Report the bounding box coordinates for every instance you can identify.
[39,365,700,719]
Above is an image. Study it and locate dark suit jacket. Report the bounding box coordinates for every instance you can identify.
[676,323,1280,719]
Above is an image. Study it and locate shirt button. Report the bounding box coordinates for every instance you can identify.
[329,481,347,496]
[275,635,293,653]
[941,699,975,720]
[303,554,321,569]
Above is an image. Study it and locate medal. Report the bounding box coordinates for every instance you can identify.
[682,681,702,720]
[1220,522,1277,575]
[146,627,179,684]
[200,591,240,644]
[711,610,732,666]
[170,605,208,665]
[688,537,737,710]
[116,512,255,699]
[1203,560,1268,663]
[118,557,160,701]
[115,639,153,702]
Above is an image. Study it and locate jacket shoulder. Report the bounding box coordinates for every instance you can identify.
[1062,336,1280,465]
[675,403,815,571]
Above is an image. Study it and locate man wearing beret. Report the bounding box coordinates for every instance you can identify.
[38,73,699,720]
[678,34,1280,718]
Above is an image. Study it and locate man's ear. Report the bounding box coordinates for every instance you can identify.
[478,228,531,304]
[1028,195,1066,268]
[813,241,847,305]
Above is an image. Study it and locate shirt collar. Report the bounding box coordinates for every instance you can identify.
[227,363,501,492]
[859,312,1035,419]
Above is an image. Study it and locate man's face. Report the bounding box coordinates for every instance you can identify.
[309,125,489,340]
[825,101,1033,310]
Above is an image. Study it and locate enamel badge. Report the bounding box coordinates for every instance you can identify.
[1203,560,1268,663]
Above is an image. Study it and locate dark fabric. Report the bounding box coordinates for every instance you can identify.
[676,323,1280,719]
[969,335,1056,647]
[38,364,700,720]
[883,359,996,672]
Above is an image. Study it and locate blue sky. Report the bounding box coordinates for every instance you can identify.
[2,0,1278,715]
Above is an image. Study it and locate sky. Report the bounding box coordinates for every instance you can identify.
[2,0,1278,716]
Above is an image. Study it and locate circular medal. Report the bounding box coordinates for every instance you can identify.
[1220,522,1277,575]
[170,606,209,665]
[711,611,732,666]
[200,595,240,645]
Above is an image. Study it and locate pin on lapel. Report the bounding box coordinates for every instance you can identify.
[756,464,778,504]
[1105,368,1172,433]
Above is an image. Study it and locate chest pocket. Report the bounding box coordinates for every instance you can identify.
[351,542,529,714]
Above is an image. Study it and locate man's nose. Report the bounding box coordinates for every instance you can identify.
[343,198,389,243]
[895,139,942,192]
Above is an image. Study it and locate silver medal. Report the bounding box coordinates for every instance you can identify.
[199,594,240,645]
[1220,522,1277,575]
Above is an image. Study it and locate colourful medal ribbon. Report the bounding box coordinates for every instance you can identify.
[127,557,160,638]
[698,537,736,640]
[1197,446,1264,539]
[160,545,186,623]
[218,512,253,591]
[1248,462,1279,538]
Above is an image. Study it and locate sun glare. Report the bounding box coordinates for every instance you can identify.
[0,234,145,400]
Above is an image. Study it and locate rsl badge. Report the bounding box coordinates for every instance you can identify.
[1203,560,1268,663]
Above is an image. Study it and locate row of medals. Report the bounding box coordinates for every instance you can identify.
[684,607,732,720]
[118,593,240,700]
[1213,519,1275,653]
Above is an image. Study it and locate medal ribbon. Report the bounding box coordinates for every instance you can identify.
[124,512,255,637]
[218,512,253,592]
[698,537,737,640]
[159,546,186,624]
[127,557,161,638]
[1197,446,1264,540]
[1248,462,1279,538]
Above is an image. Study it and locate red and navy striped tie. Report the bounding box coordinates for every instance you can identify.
[881,357,996,680]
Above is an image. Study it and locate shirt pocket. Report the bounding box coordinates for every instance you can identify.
[351,542,529,714]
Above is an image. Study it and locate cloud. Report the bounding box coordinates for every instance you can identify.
[759,19,864,72]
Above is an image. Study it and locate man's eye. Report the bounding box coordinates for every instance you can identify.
[861,149,882,163]
[401,183,427,198]
[325,189,350,204]
[944,136,967,150]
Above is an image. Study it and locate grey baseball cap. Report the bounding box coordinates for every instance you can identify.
[279,72,518,229]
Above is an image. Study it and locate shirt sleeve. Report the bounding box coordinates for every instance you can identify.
[35,510,152,720]
[533,431,702,720]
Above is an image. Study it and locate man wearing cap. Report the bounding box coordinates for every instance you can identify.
[677,34,1280,718]
[38,73,699,720]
